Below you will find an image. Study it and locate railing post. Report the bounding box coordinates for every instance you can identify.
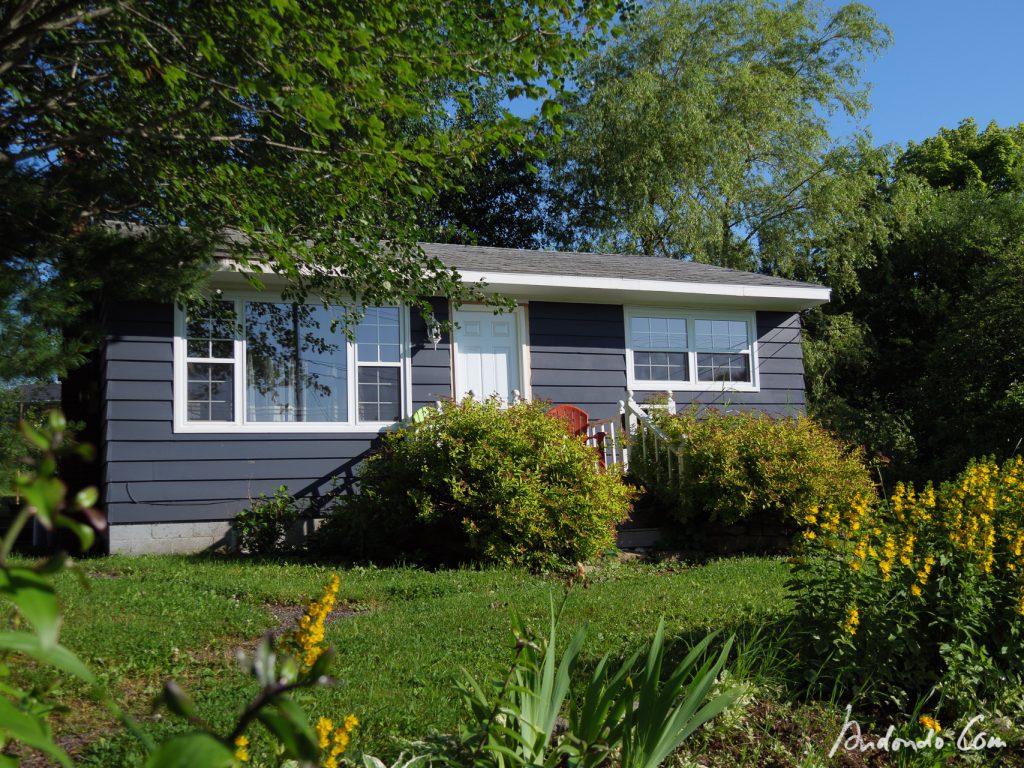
[666,391,676,415]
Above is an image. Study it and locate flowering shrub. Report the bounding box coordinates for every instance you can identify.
[634,406,875,527]
[789,456,1024,712]
[319,398,635,569]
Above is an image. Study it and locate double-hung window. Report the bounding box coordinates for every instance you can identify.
[175,296,409,432]
[626,308,758,391]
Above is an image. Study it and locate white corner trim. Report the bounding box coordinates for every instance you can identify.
[623,305,761,393]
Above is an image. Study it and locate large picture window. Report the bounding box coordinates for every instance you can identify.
[626,308,757,390]
[175,297,409,431]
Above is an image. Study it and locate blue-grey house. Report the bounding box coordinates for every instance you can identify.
[89,243,829,553]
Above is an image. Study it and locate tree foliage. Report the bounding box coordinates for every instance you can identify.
[808,120,1024,481]
[548,0,891,294]
[1,0,618,380]
[416,82,548,249]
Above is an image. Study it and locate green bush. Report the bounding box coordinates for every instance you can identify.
[233,485,302,554]
[318,398,635,569]
[632,406,875,528]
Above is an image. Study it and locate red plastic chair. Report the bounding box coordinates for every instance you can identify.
[546,404,606,469]
[546,404,590,436]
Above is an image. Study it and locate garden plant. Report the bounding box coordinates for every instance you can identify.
[790,455,1024,717]
[0,414,357,767]
[318,398,635,569]
[630,406,875,528]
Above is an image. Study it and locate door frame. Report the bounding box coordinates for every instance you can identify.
[449,302,531,403]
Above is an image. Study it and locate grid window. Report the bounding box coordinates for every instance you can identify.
[697,353,750,383]
[630,315,688,383]
[357,307,402,363]
[185,301,236,422]
[180,299,406,428]
[357,367,400,421]
[186,301,235,359]
[695,319,748,352]
[633,351,688,382]
[628,311,755,388]
[694,318,751,383]
[186,363,234,421]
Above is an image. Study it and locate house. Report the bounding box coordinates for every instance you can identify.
[81,243,829,554]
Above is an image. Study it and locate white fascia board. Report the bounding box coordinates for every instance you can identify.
[454,271,831,311]
[210,261,831,311]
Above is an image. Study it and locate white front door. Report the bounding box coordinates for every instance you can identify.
[452,307,521,403]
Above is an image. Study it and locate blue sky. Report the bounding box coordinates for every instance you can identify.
[831,0,1024,147]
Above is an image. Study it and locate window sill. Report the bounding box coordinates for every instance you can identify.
[172,422,400,435]
[630,381,760,393]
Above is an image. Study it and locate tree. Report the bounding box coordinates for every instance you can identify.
[547,0,892,294]
[417,82,549,249]
[808,120,1024,481]
[0,0,618,381]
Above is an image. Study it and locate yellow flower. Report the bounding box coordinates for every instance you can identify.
[802,529,817,541]
[910,584,922,597]
[879,559,892,580]
[234,735,249,763]
[842,606,860,636]
[282,575,341,671]
[919,715,941,733]
[318,712,359,768]
[316,717,333,749]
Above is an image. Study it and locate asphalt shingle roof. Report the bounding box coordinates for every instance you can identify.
[419,242,824,290]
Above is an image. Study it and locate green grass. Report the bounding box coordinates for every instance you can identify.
[32,555,790,765]
[18,554,1024,767]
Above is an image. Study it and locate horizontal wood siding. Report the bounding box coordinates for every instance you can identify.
[101,299,807,526]
[102,298,451,525]
[634,311,806,416]
[528,302,628,419]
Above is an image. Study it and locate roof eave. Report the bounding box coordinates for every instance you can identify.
[455,270,830,311]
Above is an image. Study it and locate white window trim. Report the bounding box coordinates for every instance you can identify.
[173,292,413,433]
[623,306,761,393]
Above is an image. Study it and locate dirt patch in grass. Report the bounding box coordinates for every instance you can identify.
[263,600,365,636]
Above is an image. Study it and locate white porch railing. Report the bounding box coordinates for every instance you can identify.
[584,391,685,480]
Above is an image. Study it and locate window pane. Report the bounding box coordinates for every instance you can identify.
[186,301,235,359]
[697,353,750,383]
[695,319,748,351]
[633,351,688,382]
[245,302,348,422]
[357,307,401,363]
[631,315,686,350]
[357,367,401,421]
[186,363,234,421]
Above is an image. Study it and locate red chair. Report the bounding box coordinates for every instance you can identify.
[546,404,607,469]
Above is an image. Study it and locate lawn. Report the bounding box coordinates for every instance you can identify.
[19,554,1023,767]
[30,555,790,766]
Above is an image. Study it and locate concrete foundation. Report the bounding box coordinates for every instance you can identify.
[108,521,233,554]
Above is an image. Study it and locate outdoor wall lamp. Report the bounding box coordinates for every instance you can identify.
[426,312,442,348]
